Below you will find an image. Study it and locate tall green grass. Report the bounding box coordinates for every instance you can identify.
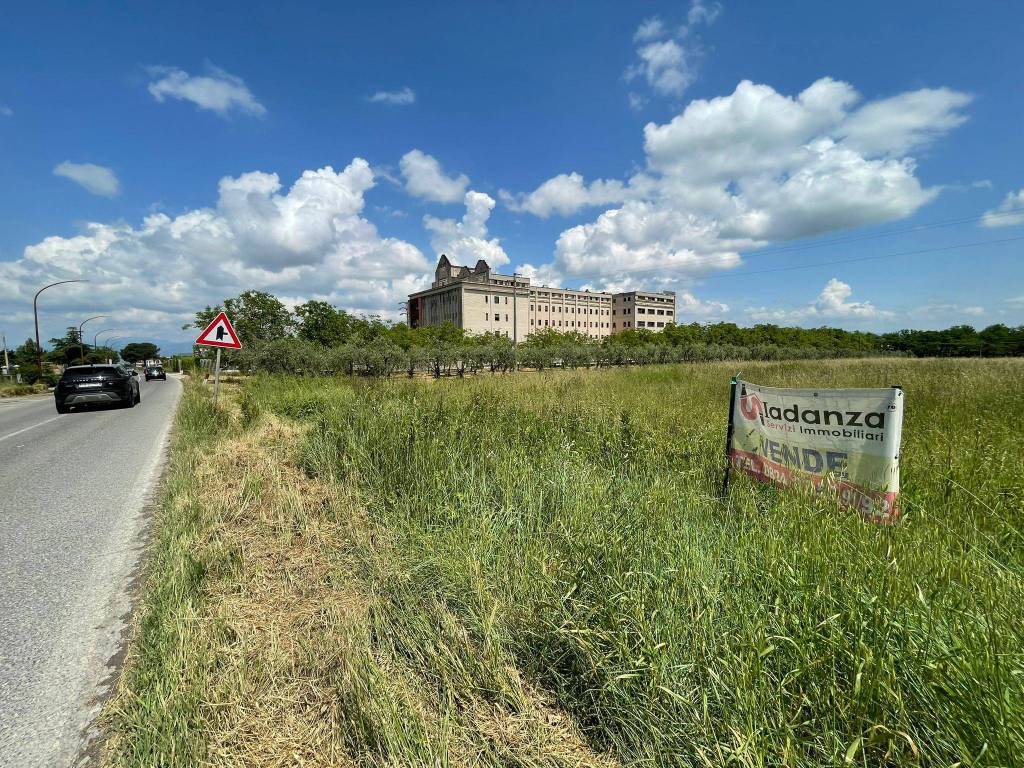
[243,359,1024,766]
[103,383,235,765]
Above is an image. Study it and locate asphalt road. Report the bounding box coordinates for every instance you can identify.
[0,376,182,767]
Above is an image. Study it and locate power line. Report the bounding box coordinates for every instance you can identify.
[552,231,1024,284]
[535,209,1024,286]
[734,206,1024,260]
[700,234,1024,281]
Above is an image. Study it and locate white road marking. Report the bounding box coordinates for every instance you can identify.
[0,416,61,443]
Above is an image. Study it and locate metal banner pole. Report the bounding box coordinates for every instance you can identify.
[721,375,739,498]
[213,347,222,406]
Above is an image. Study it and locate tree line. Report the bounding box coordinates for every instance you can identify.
[5,330,161,384]
[187,290,1024,378]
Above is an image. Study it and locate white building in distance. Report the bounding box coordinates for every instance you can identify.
[407,255,677,342]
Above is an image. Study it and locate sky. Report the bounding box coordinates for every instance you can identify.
[1,0,1022,353]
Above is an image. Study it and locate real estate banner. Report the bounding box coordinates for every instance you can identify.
[728,379,904,521]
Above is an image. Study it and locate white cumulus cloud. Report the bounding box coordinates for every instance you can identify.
[424,191,509,267]
[53,161,120,197]
[500,172,635,218]
[367,87,416,105]
[686,0,721,27]
[0,104,12,117]
[676,289,728,317]
[981,189,1024,227]
[147,65,266,117]
[508,76,970,287]
[627,39,696,98]
[399,149,470,203]
[911,302,985,319]
[748,279,891,323]
[625,0,719,103]
[840,87,972,156]
[540,201,745,285]
[1,159,429,346]
[634,17,666,42]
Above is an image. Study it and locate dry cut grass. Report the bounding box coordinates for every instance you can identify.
[103,382,618,767]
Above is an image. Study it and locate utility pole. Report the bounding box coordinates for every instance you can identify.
[2,333,9,376]
[33,279,85,379]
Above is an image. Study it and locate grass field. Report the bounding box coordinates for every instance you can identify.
[104,359,1024,767]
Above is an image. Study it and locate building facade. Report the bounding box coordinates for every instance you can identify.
[408,255,676,341]
[612,290,678,332]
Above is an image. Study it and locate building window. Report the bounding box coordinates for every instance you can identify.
[530,318,535,325]
[506,314,509,322]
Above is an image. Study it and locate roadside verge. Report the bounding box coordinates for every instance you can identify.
[101,380,611,767]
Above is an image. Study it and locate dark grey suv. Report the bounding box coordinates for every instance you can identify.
[55,363,141,413]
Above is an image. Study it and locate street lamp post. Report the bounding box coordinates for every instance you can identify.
[93,329,118,348]
[78,315,107,363]
[34,279,86,379]
[93,329,121,362]
[104,338,123,364]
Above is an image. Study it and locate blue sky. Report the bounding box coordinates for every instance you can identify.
[1,0,1021,352]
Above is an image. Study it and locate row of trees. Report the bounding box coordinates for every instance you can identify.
[232,333,889,380]
[195,290,1024,358]
[188,290,1023,378]
[4,330,161,384]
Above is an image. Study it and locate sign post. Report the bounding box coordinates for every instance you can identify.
[213,348,222,406]
[721,375,738,498]
[194,311,241,407]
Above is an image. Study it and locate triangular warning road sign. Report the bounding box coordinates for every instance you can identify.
[195,311,242,349]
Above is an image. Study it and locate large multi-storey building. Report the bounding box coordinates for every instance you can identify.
[407,255,676,341]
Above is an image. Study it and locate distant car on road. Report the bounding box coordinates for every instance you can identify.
[55,363,141,413]
[145,365,166,381]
